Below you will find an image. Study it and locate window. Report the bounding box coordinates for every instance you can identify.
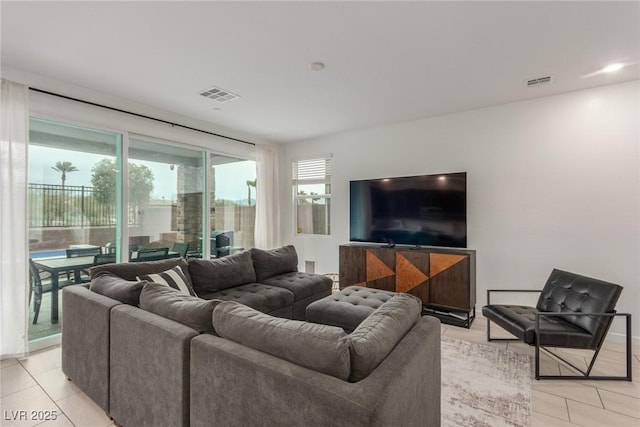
[293,156,331,235]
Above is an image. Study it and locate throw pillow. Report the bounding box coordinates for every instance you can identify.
[349,293,422,382]
[187,251,256,293]
[213,301,351,381]
[89,272,146,305]
[139,282,221,333]
[90,257,192,283]
[250,245,298,281]
[137,265,196,296]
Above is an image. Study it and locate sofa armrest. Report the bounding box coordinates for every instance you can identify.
[61,285,121,412]
[109,305,199,427]
[190,316,440,427]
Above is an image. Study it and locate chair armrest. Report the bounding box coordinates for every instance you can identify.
[534,312,631,348]
[486,289,541,305]
[534,311,631,328]
[534,312,631,345]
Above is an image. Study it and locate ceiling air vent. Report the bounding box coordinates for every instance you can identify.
[525,75,553,87]
[199,86,240,103]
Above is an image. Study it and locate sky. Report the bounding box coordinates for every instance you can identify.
[29,145,256,202]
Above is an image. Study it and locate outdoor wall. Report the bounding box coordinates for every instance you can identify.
[29,227,116,251]
[281,80,640,342]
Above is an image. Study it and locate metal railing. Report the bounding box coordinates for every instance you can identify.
[29,183,115,228]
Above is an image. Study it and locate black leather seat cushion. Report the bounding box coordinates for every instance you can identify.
[482,304,596,348]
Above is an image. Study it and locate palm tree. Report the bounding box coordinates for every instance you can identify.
[51,161,78,188]
[246,179,257,206]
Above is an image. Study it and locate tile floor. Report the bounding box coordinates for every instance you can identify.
[1,315,638,427]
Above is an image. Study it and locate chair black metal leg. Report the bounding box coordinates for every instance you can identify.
[487,316,491,341]
[33,299,41,325]
[536,313,632,381]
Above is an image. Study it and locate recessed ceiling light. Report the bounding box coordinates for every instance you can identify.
[601,63,624,73]
[309,62,325,71]
[581,61,631,79]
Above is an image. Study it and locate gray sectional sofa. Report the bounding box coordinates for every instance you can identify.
[61,245,441,427]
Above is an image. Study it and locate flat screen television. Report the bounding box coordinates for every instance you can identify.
[349,172,467,248]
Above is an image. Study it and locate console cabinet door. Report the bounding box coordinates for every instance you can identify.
[339,245,475,312]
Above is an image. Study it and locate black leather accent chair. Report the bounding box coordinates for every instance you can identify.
[482,269,632,380]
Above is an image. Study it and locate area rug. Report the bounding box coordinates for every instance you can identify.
[441,336,531,427]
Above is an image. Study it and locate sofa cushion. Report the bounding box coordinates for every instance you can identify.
[199,283,294,315]
[139,282,221,333]
[213,301,351,380]
[137,266,196,296]
[349,293,422,382]
[250,245,298,282]
[260,271,332,300]
[188,251,256,293]
[90,257,192,285]
[89,273,146,305]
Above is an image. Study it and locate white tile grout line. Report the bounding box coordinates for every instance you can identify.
[564,397,572,424]
[14,353,79,427]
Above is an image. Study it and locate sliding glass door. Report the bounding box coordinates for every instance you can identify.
[28,117,122,342]
[27,119,255,346]
[127,136,205,260]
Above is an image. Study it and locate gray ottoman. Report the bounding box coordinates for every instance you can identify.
[305,286,397,333]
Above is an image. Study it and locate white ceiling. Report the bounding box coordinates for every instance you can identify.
[2,1,639,144]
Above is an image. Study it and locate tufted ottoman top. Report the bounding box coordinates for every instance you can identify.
[305,286,397,333]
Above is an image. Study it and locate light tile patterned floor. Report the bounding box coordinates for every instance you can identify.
[442,316,640,427]
[1,315,638,426]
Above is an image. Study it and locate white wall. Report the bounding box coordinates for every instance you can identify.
[282,80,640,342]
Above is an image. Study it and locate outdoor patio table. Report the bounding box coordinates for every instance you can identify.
[31,255,95,324]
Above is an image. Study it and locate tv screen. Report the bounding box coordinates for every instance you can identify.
[349,172,467,248]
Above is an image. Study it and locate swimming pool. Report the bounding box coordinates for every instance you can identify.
[30,249,66,259]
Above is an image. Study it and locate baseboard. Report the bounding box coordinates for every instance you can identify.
[605,331,640,347]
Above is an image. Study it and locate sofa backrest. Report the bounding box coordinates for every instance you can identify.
[212,301,351,381]
[210,292,423,383]
[90,257,191,283]
[139,282,222,334]
[250,245,298,282]
[188,251,256,293]
[536,268,622,343]
[348,293,422,382]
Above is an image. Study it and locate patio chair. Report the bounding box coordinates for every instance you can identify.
[29,259,72,325]
[171,242,190,258]
[66,247,102,282]
[132,248,169,262]
[482,268,632,381]
[93,253,116,266]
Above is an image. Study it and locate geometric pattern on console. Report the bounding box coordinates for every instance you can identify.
[395,252,428,293]
[429,253,466,278]
[365,250,395,281]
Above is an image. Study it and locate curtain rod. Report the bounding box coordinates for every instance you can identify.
[29,87,255,146]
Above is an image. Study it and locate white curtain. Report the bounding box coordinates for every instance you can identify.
[254,144,281,249]
[0,79,29,358]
